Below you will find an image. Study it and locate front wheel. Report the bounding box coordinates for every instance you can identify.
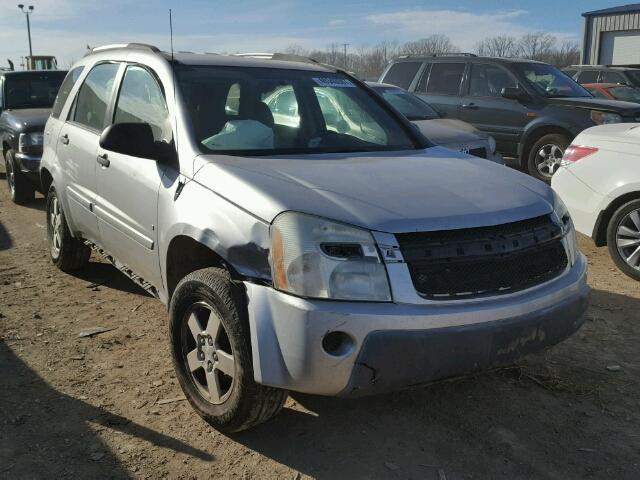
[527,134,570,182]
[46,185,91,271]
[5,149,35,204]
[607,199,640,281]
[169,268,288,433]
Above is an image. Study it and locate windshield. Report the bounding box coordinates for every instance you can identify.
[176,65,417,155]
[626,70,640,87]
[513,63,592,98]
[609,85,640,103]
[4,71,66,109]
[371,86,439,120]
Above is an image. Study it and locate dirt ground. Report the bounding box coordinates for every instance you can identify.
[0,173,639,480]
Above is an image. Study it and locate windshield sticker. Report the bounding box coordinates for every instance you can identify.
[313,77,356,88]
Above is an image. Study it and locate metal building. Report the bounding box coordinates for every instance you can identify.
[582,3,640,66]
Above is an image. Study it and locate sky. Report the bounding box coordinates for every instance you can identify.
[0,0,628,68]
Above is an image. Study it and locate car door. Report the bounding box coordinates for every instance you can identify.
[414,61,465,119]
[459,63,529,156]
[57,62,121,243]
[94,64,171,288]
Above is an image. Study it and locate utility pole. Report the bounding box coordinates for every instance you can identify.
[17,4,34,58]
[342,43,349,70]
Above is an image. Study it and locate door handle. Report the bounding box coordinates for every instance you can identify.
[60,134,69,145]
[462,103,479,110]
[97,153,110,168]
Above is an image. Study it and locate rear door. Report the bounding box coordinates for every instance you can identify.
[57,62,121,242]
[459,63,529,156]
[94,64,171,288]
[414,61,465,119]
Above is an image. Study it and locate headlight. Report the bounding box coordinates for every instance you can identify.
[552,191,577,265]
[590,110,622,125]
[18,132,44,152]
[270,212,391,301]
[487,135,497,154]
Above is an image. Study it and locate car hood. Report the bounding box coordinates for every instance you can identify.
[2,108,51,131]
[546,96,640,113]
[194,147,553,233]
[411,118,486,146]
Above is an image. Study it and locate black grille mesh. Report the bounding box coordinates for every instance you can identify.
[468,147,487,159]
[397,216,568,299]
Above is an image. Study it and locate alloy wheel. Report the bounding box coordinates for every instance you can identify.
[181,301,235,405]
[616,208,640,272]
[48,196,63,256]
[535,144,564,178]
[6,160,15,195]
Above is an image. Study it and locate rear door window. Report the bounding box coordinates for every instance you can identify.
[73,62,120,131]
[426,63,465,95]
[577,70,599,84]
[381,62,422,90]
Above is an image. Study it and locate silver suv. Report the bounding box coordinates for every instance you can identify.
[41,44,589,432]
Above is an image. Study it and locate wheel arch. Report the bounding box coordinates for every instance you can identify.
[593,190,640,247]
[520,124,574,168]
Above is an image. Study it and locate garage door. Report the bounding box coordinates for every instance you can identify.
[600,30,640,65]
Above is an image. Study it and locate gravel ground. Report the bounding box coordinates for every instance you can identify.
[1,175,639,479]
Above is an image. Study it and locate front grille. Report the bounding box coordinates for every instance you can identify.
[468,147,487,159]
[396,215,568,299]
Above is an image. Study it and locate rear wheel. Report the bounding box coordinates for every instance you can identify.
[5,149,35,204]
[607,199,640,281]
[527,134,570,182]
[169,268,288,433]
[46,185,91,271]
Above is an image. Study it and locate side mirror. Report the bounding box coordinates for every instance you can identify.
[99,123,174,162]
[501,87,530,102]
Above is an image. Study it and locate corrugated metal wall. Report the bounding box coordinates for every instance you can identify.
[585,12,640,64]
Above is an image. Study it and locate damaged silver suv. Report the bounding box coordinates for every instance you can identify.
[40,44,589,432]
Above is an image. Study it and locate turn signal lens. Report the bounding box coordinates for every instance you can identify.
[562,145,598,163]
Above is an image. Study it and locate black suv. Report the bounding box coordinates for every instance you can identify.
[380,55,640,181]
[0,70,67,203]
[564,65,640,88]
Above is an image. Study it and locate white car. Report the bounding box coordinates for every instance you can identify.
[552,123,640,280]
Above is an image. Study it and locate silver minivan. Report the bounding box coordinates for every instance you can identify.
[40,44,589,432]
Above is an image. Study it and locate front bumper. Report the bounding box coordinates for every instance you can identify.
[245,254,589,396]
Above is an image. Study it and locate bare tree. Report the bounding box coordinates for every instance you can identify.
[545,41,580,67]
[517,32,556,61]
[476,36,517,57]
[400,34,459,56]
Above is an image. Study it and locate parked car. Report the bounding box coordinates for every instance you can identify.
[41,44,589,432]
[366,82,503,163]
[564,65,640,88]
[552,123,640,281]
[0,70,67,203]
[380,55,640,182]
[583,82,640,103]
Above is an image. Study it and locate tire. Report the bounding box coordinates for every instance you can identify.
[5,149,35,204]
[46,185,91,271]
[526,133,570,183]
[169,267,288,433]
[606,199,640,281]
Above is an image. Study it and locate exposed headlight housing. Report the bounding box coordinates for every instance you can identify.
[552,191,577,265]
[270,212,391,301]
[590,110,622,125]
[18,132,44,153]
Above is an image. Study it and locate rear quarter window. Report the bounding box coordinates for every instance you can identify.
[381,62,422,90]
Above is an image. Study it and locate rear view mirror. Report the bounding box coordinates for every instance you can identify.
[501,87,530,102]
[100,123,174,162]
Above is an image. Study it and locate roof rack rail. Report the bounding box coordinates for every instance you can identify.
[233,52,320,65]
[84,43,160,57]
[398,52,477,59]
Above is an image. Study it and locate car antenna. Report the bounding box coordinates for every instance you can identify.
[169,8,174,62]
